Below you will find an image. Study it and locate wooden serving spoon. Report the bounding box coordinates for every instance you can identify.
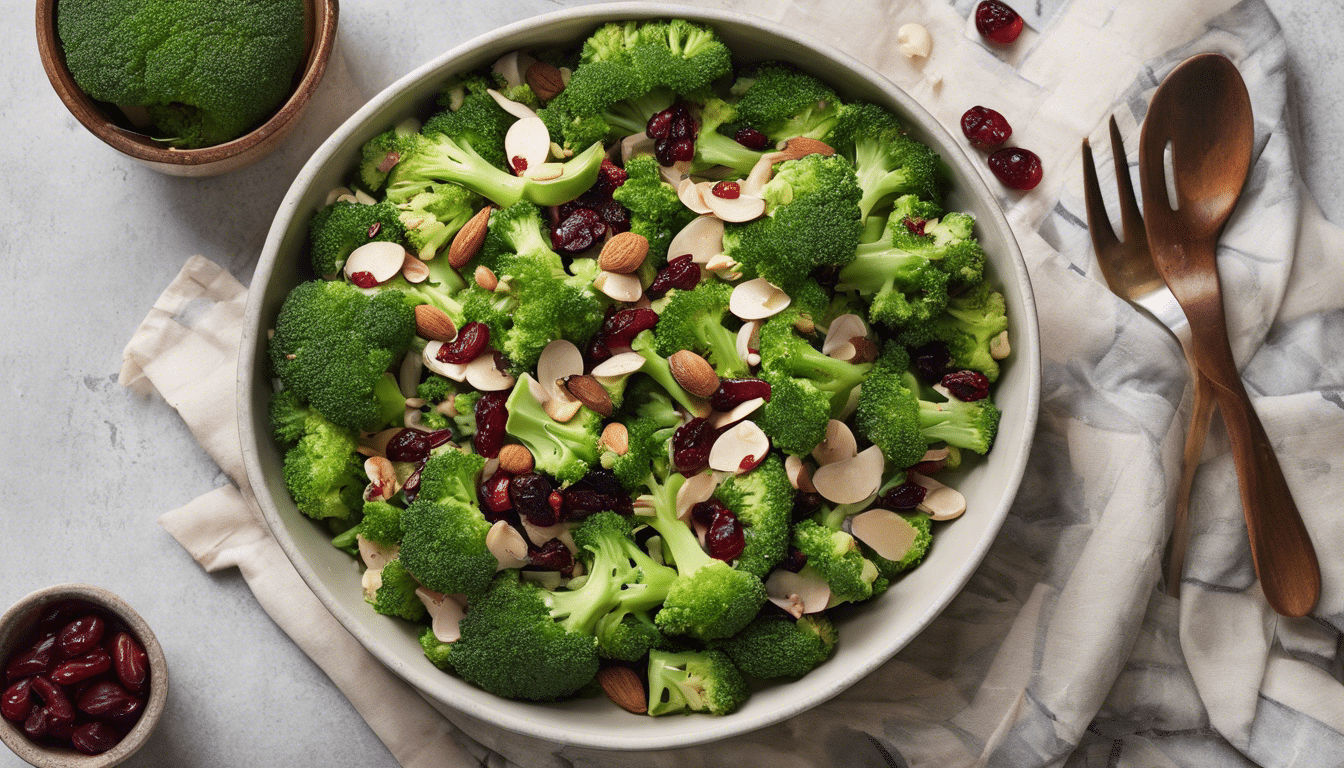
[1138,53,1320,617]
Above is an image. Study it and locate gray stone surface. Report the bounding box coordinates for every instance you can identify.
[0,1,1339,765]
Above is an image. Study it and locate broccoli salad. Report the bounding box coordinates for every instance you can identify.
[267,19,1009,716]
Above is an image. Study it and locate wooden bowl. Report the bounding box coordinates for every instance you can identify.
[35,0,339,177]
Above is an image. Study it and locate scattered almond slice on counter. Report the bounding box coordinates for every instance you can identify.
[766,567,831,617]
[487,88,538,120]
[908,472,967,520]
[702,188,766,222]
[593,269,643,302]
[785,454,816,492]
[416,588,467,643]
[668,215,724,264]
[505,117,551,175]
[730,278,791,320]
[850,509,921,561]
[676,471,721,521]
[486,520,530,570]
[343,241,405,286]
[711,397,765,429]
[812,419,858,466]
[708,420,770,473]
[812,445,884,504]
[536,340,584,402]
[677,177,712,214]
[465,352,515,391]
[896,23,933,58]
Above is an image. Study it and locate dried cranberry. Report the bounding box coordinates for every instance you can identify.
[650,104,698,166]
[792,491,824,522]
[349,271,379,289]
[30,677,74,722]
[672,418,720,475]
[711,181,740,199]
[510,473,559,527]
[877,482,927,510]
[473,392,509,459]
[426,429,455,449]
[975,0,1024,44]
[647,255,701,298]
[913,342,953,382]
[77,680,142,719]
[589,197,631,233]
[734,127,770,150]
[551,207,607,253]
[941,370,991,401]
[71,721,121,755]
[22,706,49,739]
[903,217,928,236]
[511,156,528,175]
[602,307,660,350]
[590,159,629,196]
[647,109,674,140]
[710,378,772,412]
[987,146,1043,190]
[561,473,634,517]
[961,106,1013,150]
[367,221,382,239]
[655,138,696,166]
[6,634,56,681]
[1,678,33,723]
[479,471,514,517]
[402,463,423,503]
[779,549,809,573]
[691,499,729,529]
[704,509,746,561]
[385,428,431,463]
[529,539,575,575]
[50,648,112,687]
[436,322,490,365]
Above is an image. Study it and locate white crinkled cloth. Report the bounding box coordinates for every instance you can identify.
[119,0,1344,765]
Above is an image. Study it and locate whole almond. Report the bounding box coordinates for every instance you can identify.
[596,665,647,714]
[598,232,648,274]
[600,423,630,456]
[448,207,492,268]
[474,265,499,291]
[779,137,835,160]
[414,304,458,342]
[563,374,613,417]
[669,350,719,398]
[525,61,566,102]
[498,444,534,475]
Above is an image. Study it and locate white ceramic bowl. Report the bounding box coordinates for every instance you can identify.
[240,2,1040,750]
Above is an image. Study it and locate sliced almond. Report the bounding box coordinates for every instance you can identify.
[402,253,431,283]
[599,232,648,274]
[711,397,765,429]
[486,520,531,570]
[851,509,922,561]
[522,520,571,549]
[448,207,491,268]
[669,350,719,398]
[358,427,404,458]
[668,215,725,264]
[599,423,629,455]
[363,456,400,502]
[708,420,771,474]
[544,396,584,423]
[564,374,613,417]
[399,349,424,398]
[361,567,383,600]
[422,341,469,381]
[536,340,584,403]
[677,177,712,214]
[597,666,647,714]
[505,116,551,174]
[736,320,761,366]
[354,189,378,206]
[661,160,692,187]
[524,162,564,181]
[704,254,738,273]
[812,445,885,504]
[344,241,406,285]
[465,352,515,391]
[908,472,967,520]
[356,535,399,572]
[812,420,858,466]
[676,471,720,522]
[702,190,766,223]
[491,50,537,89]
[474,265,499,291]
[849,337,880,364]
[487,88,538,120]
[741,151,789,197]
[325,186,353,206]
[591,352,646,379]
[766,566,831,617]
[990,330,1011,360]
[525,374,550,405]
[730,278,792,321]
[593,270,643,303]
[416,588,467,643]
[525,61,566,101]
[822,314,868,356]
[621,131,654,164]
[785,454,817,493]
[497,444,534,475]
[777,137,835,160]
[414,305,458,342]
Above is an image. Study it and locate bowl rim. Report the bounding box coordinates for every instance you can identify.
[0,583,169,767]
[239,1,1040,750]
[34,0,339,166]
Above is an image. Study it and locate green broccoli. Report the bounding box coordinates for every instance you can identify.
[504,376,602,484]
[713,455,794,578]
[603,383,683,490]
[825,102,948,220]
[573,512,679,662]
[691,97,767,175]
[419,625,454,670]
[268,388,310,447]
[269,280,415,431]
[308,201,408,277]
[753,368,831,457]
[756,307,872,416]
[628,20,732,94]
[396,184,484,260]
[855,361,1000,467]
[887,203,986,286]
[397,449,495,599]
[611,156,697,265]
[898,282,1009,382]
[452,391,482,437]
[368,559,429,622]
[862,511,932,580]
[654,281,748,378]
[629,330,712,418]
[647,649,748,716]
[355,500,405,548]
[57,0,306,148]
[359,118,424,192]
[415,375,458,433]
[280,408,364,521]
[792,518,886,606]
[835,219,951,331]
[728,62,842,144]
[718,614,836,679]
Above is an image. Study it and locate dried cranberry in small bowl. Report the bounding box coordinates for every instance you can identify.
[987,146,1043,190]
[961,106,1012,150]
[975,0,1025,44]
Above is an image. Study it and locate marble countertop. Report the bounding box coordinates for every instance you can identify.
[2,1,1340,765]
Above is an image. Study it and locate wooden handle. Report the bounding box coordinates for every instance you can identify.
[1167,362,1215,599]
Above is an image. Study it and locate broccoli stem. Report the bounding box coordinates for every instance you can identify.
[640,472,713,575]
[630,331,711,417]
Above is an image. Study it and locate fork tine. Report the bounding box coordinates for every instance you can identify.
[1081,137,1119,255]
[1108,115,1146,247]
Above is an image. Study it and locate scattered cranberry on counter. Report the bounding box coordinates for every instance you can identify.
[975,0,1025,44]
[960,106,1013,150]
[987,146,1044,190]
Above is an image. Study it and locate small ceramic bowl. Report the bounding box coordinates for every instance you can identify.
[35,0,339,177]
[0,584,168,768]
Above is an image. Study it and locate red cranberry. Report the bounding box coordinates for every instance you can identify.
[961,106,1013,150]
[646,110,674,140]
[402,463,423,503]
[435,322,490,364]
[511,156,528,175]
[601,307,660,350]
[6,635,56,681]
[472,391,509,459]
[76,680,142,719]
[975,0,1024,44]
[529,539,575,575]
[988,147,1043,190]
[110,632,149,692]
[647,255,701,298]
[590,159,629,196]
[385,428,431,463]
[710,378,772,412]
[671,418,720,475]
[30,677,74,722]
[49,648,112,687]
[551,207,607,253]
[941,370,991,401]
[877,482,927,510]
[349,271,379,289]
[791,491,824,522]
[589,197,631,234]
[691,499,729,529]
[734,127,770,150]
[711,181,740,199]
[479,471,514,517]
[903,217,928,236]
[914,342,953,382]
[648,104,698,166]
[778,549,809,573]
[510,473,559,527]
[704,509,746,561]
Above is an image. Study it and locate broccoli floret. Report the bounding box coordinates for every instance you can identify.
[397,450,495,599]
[281,409,364,521]
[718,614,836,679]
[269,388,310,446]
[756,308,872,416]
[654,281,748,378]
[713,455,794,578]
[887,201,986,286]
[357,500,405,547]
[855,352,999,464]
[359,118,424,192]
[57,0,306,148]
[505,376,602,484]
[396,184,484,260]
[899,282,1009,382]
[836,228,950,331]
[728,62,842,144]
[573,512,679,661]
[792,519,886,606]
[414,375,458,433]
[269,280,416,431]
[647,649,748,716]
[862,511,932,580]
[422,73,515,169]
[629,330,712,418]
[691,97,767,175]
[919,394,1001,456]
[604,385,683,490]
[453,391,482,437]
[753,369,831,457]
[419,625,454,670]
[628,20,732,94]
[638,473,767,641]
[368,559,429,622]
[721,154,863,293]
[308,200,408,277]
[611,156,697,265]
[826,103,948,220]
